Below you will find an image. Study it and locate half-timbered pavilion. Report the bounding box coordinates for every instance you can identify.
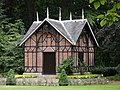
[18,10,99,75]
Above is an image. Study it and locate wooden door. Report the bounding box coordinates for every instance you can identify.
[43,52,56,75]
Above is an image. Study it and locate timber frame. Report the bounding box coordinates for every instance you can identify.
[18,18,98,74]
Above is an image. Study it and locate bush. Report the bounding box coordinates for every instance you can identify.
[6,69,16,85]
[58,69,68,86]
[15,74,37,78]
[56,74,103,79]
[106,75,120,81]
[57,57,73,75]
[116,64,120,75]
[78,61,87,75]
[91,67,117,76]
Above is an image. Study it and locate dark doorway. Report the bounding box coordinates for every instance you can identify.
[78,52,84,66]
[43,52,56,75]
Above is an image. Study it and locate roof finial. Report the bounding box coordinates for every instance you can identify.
[70,12,72,20]
[47,7,49,19]
[59,7,61,21]
[36,11,39,22]
[82,8,84,19]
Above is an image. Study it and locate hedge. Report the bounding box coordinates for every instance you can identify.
[56,74,103,79]
[15,74,37,78]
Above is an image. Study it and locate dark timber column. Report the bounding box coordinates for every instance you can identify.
[36,32,38,72]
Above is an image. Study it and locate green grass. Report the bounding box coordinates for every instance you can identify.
[0,84,120,90]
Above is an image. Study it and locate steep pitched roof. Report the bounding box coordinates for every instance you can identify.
[18,18,99,47]
[18,21,42,46]
[62,19,86,45]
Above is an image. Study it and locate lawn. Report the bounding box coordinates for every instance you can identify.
[0,84,120,90]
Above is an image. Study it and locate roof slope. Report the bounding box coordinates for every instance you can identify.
[46,19,73,44]
[62,20,86,45]
[18,18,99,46]
[18,21,42,46]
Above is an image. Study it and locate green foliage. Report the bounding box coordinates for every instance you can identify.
[57,57,73,75]
[56,74,103,79]
[1,0,100,28]
[100,9,120,26]
[116,64,120,75]
[58,69,68,86]
[0,19,25,74]
[99,0,106,5]
[15,74,37,78]
[89,0,95,3]
[89,0,107,9]
[85,10,97,27]
[0,1,25,75]
[6,69,16,85]
[94,1,100,10]
[106,75,120,81]
[95,22,120,67]
[78,61,87,75]
[90,0,106,9]
[90,0,120,26]
[91,67,117,76]
[97,14,104,19]
[100,19,107,27]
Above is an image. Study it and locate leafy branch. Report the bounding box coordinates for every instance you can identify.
[90,0,120,26]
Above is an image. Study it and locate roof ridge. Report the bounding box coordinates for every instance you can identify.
[61,19,86,22]
[45,18,60,22]
[33,21,42,23]
[46,19,74,45]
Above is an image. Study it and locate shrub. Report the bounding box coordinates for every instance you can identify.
[58,69,68,86]
[56,74,103,79]
[15,74,37,78]
[91,67,117,76]
[57,57,73,75]
[116,64,120,75]
[106,75,120,81]
[78,61,87,75]
[6,69,16,85]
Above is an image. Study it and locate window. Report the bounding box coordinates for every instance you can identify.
[78,52,84,66]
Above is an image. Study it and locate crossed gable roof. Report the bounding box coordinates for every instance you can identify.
[18,18,99,47]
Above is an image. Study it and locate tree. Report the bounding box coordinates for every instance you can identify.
[89,0,120,26]
[0,19,25,74]
[1,0,100,29]
[95,21,120,67]
[58,69,68,86]
[116,64,120,75]
[0,2,25,74]
[6,69,16,85]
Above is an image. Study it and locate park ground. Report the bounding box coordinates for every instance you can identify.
[0,83,120,90]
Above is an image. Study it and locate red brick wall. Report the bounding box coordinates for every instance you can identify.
[76,34,94,66]
[24,25,72,73]
[24,23,95,73]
